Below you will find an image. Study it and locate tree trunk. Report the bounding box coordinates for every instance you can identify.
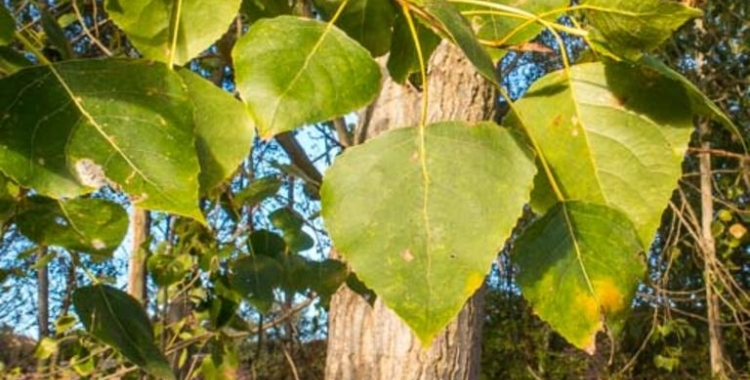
[325,43,495,380]
[127,208,150,304]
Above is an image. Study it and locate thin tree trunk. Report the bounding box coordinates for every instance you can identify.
[325,43,494,380]
[699,123,726,379]
[128,208,150,304]
[37,246,49,339]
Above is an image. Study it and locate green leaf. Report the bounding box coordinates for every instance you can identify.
[582,0,702,60]
[199,341,239,380]
[639,55,745,150]
[105,0,242,65]
[386,12,442,84]
[321,121,535,344]
[0,46,32,76]
[73,285,174,379]
[0,60,203,220]
[233,16,381,138]
[314,0,397,56]
[234,177,282,207]
[0,173,16,224]
[240,0,291,22]
[0,5,14,46]
[16,196,128,258]
[148,253,191,287]
[269,207,314,252]
[508,62,694,245]
[513,202,645,353]
[230,254,282,312]
[248,230,287,258]
[457,0,568,60]
[40,8,73,60]
[412,0,499,86]
[177,69,255,194]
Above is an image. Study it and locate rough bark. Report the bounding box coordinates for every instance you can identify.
[127,208,150,304]
[325,43,495,380]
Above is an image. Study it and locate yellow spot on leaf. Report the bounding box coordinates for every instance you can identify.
[400,249,414,262]
[463,272,484,296]
[593,279,625,314]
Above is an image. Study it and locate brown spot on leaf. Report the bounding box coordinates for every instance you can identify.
[552,114,563,127]
[400,249,414,262]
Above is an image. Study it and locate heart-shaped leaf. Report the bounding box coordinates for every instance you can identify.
[0,60,203,220]
[178,69,255,194]
[314,0,397,56]
[513,202,645,353]
[16,196,128,258]
[73,285,174,379]
[582,0,702,60]
[233,16,381,138]
[105,0,242,65]
[508,61,694,245]
[321,121,535,344]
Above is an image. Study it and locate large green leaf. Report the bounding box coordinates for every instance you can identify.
[73,285,174,379]
[233,16,381,138]
[582,0,702,60]
[105,0,241,65]
[386,12,442,84]
[0,5,14,46]
[321,121,536,343]
[16,196,128,258]
[178,69,255,194]
[458,0,568,60]
[0,60,203,220]
[513,202,645,352]
[314,0,397,57]
[508,61,694,245]
[411,0,499,86]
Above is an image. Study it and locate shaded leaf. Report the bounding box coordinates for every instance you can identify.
[387,12,441,84]
[513,202,645,352]
[270,207,315,252]
[0,5,14,46]
[314,0,397,56]
[321,121,535,343]
[40,8,73,60]
[105,0,242,64]
[412,0,499,86]
[248,230,287,258]
[234,177,282,207]
[178,69,255,194]
[508,61,694,245]
[233,16,381,138]
[240,0,291,22]
[16,196,127,258]
[0,173,16,224]
[0,46,32,75]
[230,254,282,312]
[0,60,203,220]
[583,0,702,60]
[73,285,174,379]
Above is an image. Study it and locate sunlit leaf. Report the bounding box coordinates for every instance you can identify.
[321,121,535,343]
[314,0,397,56]
[148,253,191,287]
[458,0,568,60]
[508,61,694,245]
[513,202,645,353]
[0,60,203,220]
[233,16,381,138]
[73,285,174,379]
[0,5,14,46]
[105,0,242,64]
[583,0,702,60]
[16,196,128,258]
[412,0,499,86]
[178,69,255,194]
